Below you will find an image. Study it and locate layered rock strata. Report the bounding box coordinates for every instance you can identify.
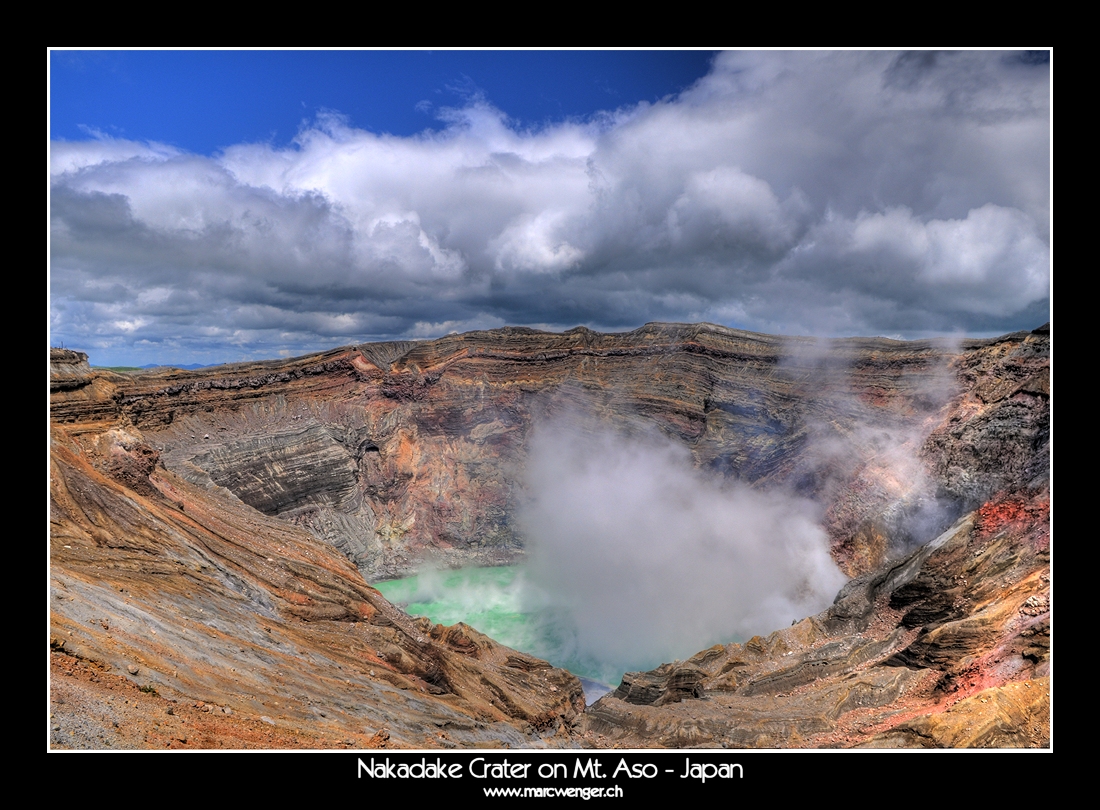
[56,324,1048,580]
[50,361,584,748]
[49,322,1049,748]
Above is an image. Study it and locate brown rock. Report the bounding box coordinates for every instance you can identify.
[49,323,1049,748]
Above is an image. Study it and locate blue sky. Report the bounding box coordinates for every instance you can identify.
[49,50,1050,366]
[51,51,718,153]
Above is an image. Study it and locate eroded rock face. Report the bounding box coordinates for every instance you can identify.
[49,376,585,749]
[49,322,1049,748]
[69,324,1047,581]
[50,348,92,391]
[193,424,363,517]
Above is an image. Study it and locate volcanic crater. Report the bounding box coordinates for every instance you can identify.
[49,322,1050,748]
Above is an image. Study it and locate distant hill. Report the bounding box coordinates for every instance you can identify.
[141,363,211,370]
[90,363,214,371]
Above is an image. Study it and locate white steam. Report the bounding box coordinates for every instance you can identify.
[520,422,847,675]
[779,335,964,553]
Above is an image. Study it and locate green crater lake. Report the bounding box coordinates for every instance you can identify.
[375,565,617,702]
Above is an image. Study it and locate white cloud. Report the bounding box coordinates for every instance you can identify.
[50,51,1050,365]
[50,135,180,177]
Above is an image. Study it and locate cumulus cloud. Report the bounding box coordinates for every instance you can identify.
[49,51,1049,364]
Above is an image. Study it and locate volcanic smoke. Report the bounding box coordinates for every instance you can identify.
[519,420,848,677]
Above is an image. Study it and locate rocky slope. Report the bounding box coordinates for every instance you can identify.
[50,349,585,749]
[49,322,1050,748]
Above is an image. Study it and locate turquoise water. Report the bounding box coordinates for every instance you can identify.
[375,565,619,695]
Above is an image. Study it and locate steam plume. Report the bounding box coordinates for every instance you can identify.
[519,420,846,678]
[780,336,964,559]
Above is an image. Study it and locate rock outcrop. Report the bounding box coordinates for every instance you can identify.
[49,321,1050,748]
